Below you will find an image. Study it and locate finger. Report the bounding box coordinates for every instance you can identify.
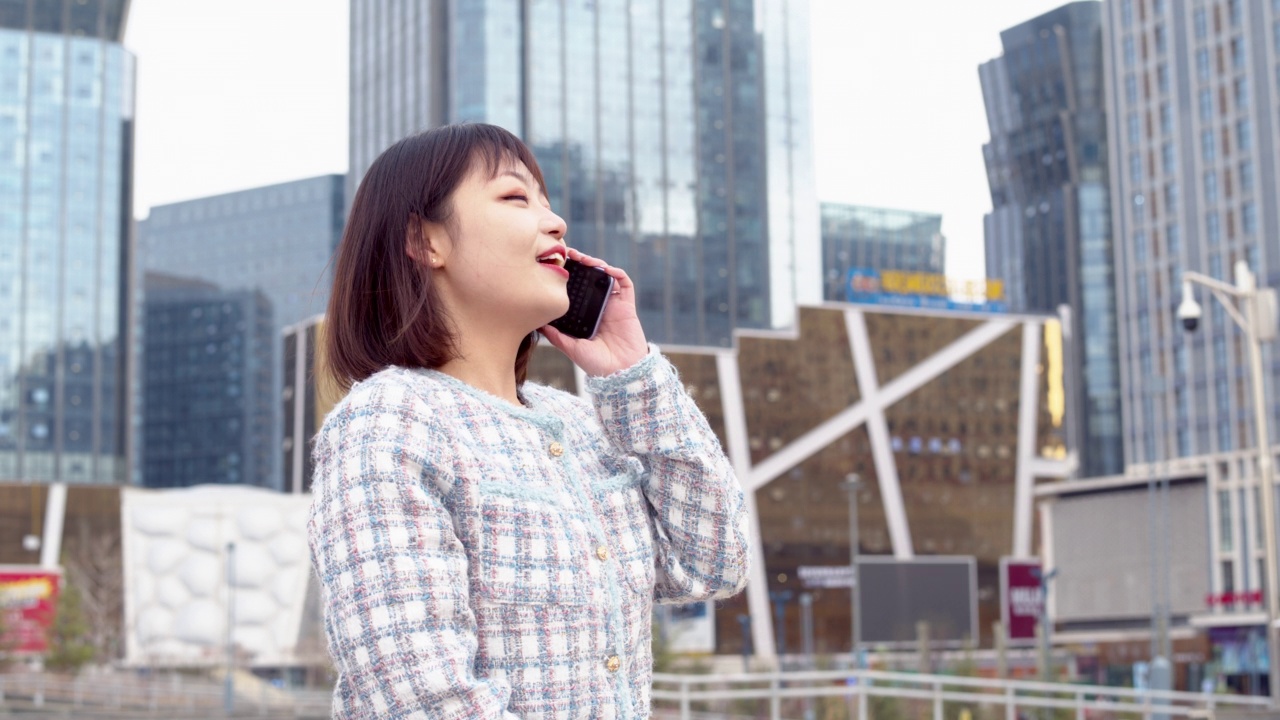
[539,325,577,352]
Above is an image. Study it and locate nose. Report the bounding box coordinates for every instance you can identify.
[542,208,567,241]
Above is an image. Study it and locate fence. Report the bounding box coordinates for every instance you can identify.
[0,671,332,718]
[652,668,1276,720]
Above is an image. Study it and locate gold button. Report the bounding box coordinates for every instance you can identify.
[549,441,564,457]
[605,655,621,673]
[596,545,610,561]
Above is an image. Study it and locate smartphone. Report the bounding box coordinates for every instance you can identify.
[549,259,616,339]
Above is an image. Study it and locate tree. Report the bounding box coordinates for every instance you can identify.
[43,579,94,673]
[61,520,124,663]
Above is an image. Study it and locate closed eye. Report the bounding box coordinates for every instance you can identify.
[503,194,529,203]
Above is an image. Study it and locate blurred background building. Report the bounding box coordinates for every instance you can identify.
[820,203,946,302]
[136,175,344,489]
[0,0,134,484]
[981,1,1123,480]
[141,273,273,490]
[347,0,819,348]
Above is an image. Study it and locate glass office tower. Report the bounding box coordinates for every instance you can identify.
[0,0,134,483]
[981,2,1123,478]
[349,0,818,347]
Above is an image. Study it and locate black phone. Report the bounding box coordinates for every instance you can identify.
[549,259,615,339]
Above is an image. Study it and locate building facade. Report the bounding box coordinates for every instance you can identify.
[137,175,344,489]
[524,302,1070,659]
[0,0,135,484]
[1105,0,1280,465]
[1095,0,1280,688]
[820,203,946,301]
[141,273,273,490]
[348,0,819,348]
[981,1,1124,479]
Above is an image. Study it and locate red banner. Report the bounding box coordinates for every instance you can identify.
[1000,558,1042,643]
[0,567,61,655]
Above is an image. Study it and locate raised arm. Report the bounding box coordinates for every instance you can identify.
[585,349,751,604]
[308,380,520,719]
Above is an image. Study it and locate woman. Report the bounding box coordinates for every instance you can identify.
[308,123,750,719]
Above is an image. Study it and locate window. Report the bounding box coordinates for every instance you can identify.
[1126,74,1138,104]
[1195,8,1208,39]
[1202,129,1217,163]
[1154,0,1166,16]
[1197,49,1211,81]
[1162,142,1176,174]
[1206,171,1219,204]
[1235,78,1250,111]
[1158,64,1170,95]
[1208,212,1222,243]
[1237,119,1252,151]
[1275,21,1280,55]
[1165,183,1179,214]
[1122,0,1134,27]
[1155,25,1167,55]
[1128,113,1141,145]
[1160,103,1173,135]
[1229,0,1242,27]
[1125,36,1136,66]
[1200,89,1214,122]
[1243,202,1257,234]
[1130,152,1143,184]
[1232,38,1246,71]
[1135,230,1148,263]
[1168,223,1181,256]
[1240,160,1255,193]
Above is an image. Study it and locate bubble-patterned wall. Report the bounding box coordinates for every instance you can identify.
[121,485,312,667]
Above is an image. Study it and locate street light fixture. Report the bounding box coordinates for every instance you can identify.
[1180,261,1280,706]
[843,473,862,668]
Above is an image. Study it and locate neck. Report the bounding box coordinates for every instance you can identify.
[436,327,528,406]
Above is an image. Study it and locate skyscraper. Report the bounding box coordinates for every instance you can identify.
[137,174,345,488]
[820,203,946,302]
[1105,0,1280,467]
[348,0,818,347]
[141,273,273,489]
[981,1,1123,478]
[0,0,135,484]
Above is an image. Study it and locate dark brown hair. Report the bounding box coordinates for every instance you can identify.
[324,123,548,392]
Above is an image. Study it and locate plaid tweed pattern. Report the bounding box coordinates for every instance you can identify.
[308,349,750,719]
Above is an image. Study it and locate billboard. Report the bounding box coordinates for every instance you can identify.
[660,600,716,654]
[857,557,977,647]
[1000,557,1043,644]
[844,268,1007,313]
[0,566,62,655]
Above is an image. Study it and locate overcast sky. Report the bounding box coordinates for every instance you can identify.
[124,0,1090,282]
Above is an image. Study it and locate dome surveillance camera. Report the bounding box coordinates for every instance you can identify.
[1178,282,1202,332]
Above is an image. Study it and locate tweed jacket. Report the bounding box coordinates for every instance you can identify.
[307,348,751,719]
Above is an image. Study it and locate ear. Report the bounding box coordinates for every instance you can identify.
[406,215,449,269]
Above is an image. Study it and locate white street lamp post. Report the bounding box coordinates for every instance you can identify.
[1180,261,1280,705]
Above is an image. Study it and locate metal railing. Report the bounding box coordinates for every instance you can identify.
[0,671,332,718]
[652,668,1275,720]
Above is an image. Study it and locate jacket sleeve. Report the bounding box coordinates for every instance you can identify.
[307,379,520,720]
[585,347,751,604]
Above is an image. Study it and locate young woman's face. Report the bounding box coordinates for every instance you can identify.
[430,158,570,334]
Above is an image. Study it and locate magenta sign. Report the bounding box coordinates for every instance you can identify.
[1000,558,1042,643]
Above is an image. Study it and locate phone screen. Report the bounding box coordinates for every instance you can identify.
[549,259,615,339]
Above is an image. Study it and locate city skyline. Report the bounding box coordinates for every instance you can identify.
[123,0,1080,284]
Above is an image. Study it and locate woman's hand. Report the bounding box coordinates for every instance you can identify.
[540,248,649,377]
